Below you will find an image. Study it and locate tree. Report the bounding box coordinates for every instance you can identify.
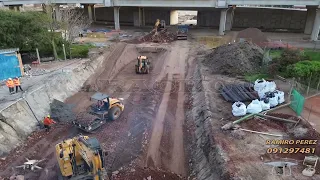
[60,7,92,43]
[0,10,51,51]
[41,2,60,59]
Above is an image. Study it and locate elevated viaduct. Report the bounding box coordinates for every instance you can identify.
[1,0,320,40]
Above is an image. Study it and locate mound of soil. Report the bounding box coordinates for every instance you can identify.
[50,99,75,122]
[203,41,264,75]
[139,30,176,43]
[237,28,269,47]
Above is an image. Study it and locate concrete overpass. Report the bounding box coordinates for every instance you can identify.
[1,0,320,40]
[1,0,319,6]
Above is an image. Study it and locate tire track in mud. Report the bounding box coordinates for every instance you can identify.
[0,124,78,179]
[146,41,189,177]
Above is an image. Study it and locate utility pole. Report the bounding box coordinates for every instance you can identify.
[62,44,67,60]
[36,48,41,64]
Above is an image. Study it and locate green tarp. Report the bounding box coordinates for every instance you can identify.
[290,89,305,116]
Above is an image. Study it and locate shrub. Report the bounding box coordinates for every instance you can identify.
[287,61,320,78]
[268,49,308,76]
[70,44,92,58]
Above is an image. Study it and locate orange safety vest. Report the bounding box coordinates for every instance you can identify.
[13,78,20,86]
[6,80,14,88]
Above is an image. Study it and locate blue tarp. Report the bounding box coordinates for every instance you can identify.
[0,52,21,81]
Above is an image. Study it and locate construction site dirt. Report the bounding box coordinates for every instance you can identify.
[0,40,192,179]
[1,28,320,180]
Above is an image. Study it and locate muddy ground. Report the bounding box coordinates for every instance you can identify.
[0,39,194,180]
[0,28,320,180]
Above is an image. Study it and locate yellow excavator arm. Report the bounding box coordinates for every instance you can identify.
[56,135,108,180]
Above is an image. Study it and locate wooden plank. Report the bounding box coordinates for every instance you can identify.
[16,52,24,76]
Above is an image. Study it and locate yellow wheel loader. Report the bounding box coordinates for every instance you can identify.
[135,56,150,74]
[73,92,124,132]
[56,135,109,180]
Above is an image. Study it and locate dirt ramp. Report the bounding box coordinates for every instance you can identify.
[203,41,264,75]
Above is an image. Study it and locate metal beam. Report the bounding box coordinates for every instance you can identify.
[112,0,216,7]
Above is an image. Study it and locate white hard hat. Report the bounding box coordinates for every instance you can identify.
[8,78,12,80]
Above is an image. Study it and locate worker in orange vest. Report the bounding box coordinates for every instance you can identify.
[43,115,56,132]
[13,77,23,93]
[5,78,14,94]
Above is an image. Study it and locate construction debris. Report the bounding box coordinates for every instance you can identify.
[139,29,176,43]
[237,128,283,137]
[222,113,300,130]
[220,83,258,102]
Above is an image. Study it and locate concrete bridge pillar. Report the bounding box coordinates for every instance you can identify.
[170,10,179,25]
[9,5,20,11]
[53,5,61,21]
[311,8,320,41]
[219,9,227,35]
[225,8,234,31]
[134,7,145,27]
[114,7,120,30]
[304,6,317,34]
[88,5,93,21]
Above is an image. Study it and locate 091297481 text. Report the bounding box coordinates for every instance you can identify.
[266,147,316,154]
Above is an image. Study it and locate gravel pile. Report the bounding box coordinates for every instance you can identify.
[50,99,75,122]
[203,41,264,75]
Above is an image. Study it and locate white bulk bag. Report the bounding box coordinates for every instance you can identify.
[232,102,247,117]
[254,79,267,92]
[258,90,267,99]
[269,96,279,107]
[265,81,277,92]
[260,99,271,110]
[247,99,263,114]
[275,90,285,104]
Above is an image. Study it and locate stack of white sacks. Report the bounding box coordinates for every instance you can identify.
[232,79,285,116]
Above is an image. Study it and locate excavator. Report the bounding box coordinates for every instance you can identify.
[55,135,109,180]
[153,19,166,33]
[135,56,150,74]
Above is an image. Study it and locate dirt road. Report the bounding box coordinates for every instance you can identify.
[146,41,189,176]
[0,41,191,179]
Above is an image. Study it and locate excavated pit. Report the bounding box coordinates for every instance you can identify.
[0,43,169,179]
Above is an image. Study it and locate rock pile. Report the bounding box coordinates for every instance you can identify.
[203,41,264,75]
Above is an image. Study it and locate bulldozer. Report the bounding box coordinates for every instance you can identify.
[135,56,150,74]
[55,135,109,180]
[73,92,124,132]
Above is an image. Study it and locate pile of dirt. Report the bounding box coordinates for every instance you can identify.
[203,41,264,75]
[113,167,184,180]
[237,28,269,47]
[139,30,176,43]
[50,99,75,122]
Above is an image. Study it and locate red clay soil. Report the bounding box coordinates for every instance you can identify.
[242,113,320,173]
[113,167,185,180]
[304,96,320,115]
